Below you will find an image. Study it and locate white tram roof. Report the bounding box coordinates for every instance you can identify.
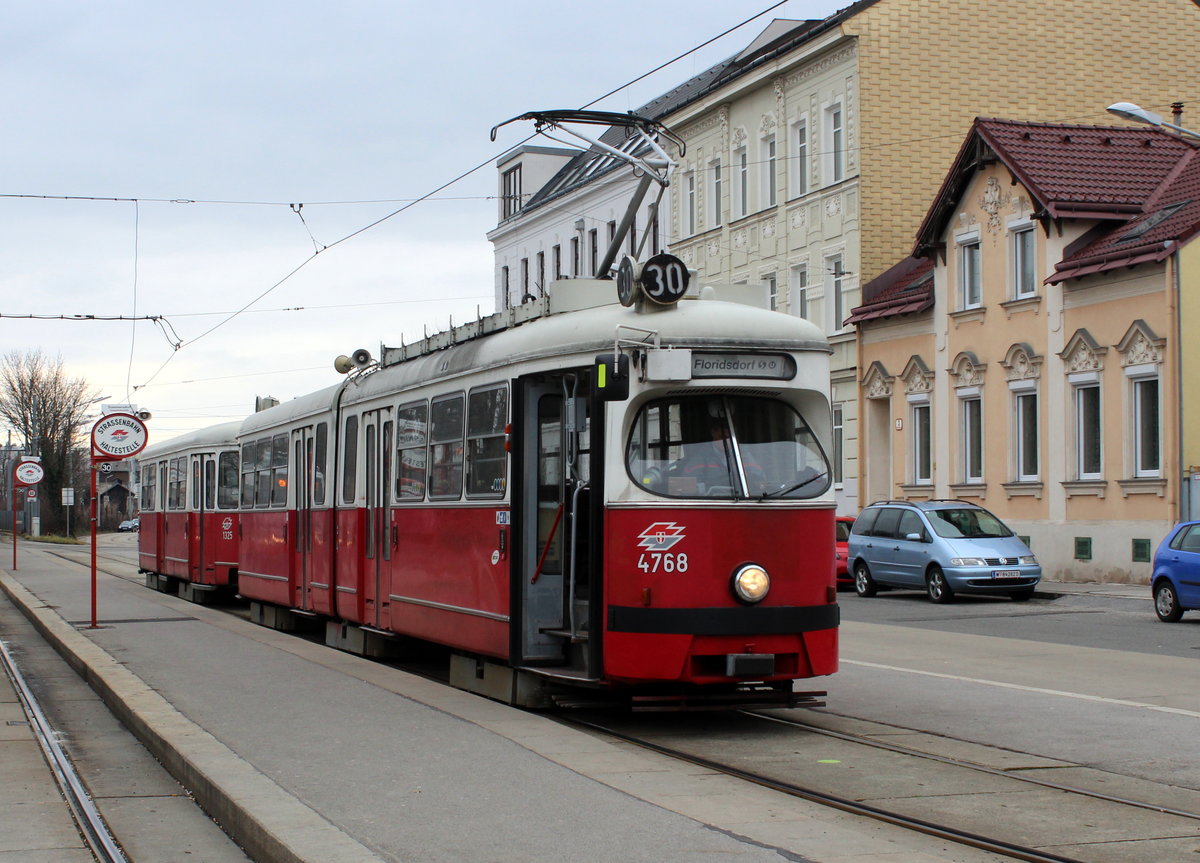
[139,419,243,461]
[238,278,830,435]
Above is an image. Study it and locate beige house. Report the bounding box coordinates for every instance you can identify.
[849,118,1200,582]
[657,0,1200,515]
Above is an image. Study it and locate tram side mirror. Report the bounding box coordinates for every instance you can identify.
[595,353,630,401]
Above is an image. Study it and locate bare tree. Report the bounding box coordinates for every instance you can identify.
[0,350,101,535]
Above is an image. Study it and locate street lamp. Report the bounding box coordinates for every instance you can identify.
[1106,101,1200,141]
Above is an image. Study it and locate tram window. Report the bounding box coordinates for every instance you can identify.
[168,457,186,510]
[141,464,157,511]
[313,422,328,506]
[271,433,288,506]
[395,402,427,500]
[254,437,272,507]
[466,385,508,497]
[192,459,202,510]
[241,441,258,507]
[204,459,216,511]
[342,415,359,504]
[429,394,464,499]
[626,394,831,500]
[218,452,239,509]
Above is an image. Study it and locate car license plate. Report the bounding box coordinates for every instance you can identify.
[992,570,1020,579]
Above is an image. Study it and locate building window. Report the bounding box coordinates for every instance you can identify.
[736,146,748,217]
[607,220,616,245]
[521,258,529,296]
[501,165,522,219]
[570,237,580,276]
[790,120,808,198]
[589,229,598,276]
[1075,382,1102,479]
[648,205,660,255]
[763,273,778,311]
[536,251,545,294]
[501,266,510,307]
[552,245,561,280]
[832,403,844,485]
[710,159,723,228]
[791,265,809,319]
[628,220,637,255]
[960,239,981,308]
[961,395,983,483]
[685,171,696,236]
[825,103,844,184]
[1133,375,1160,476]
[827,255,845,330]
[761,135,777,207]
[1015,389,1039,481]
[910,400,932,484]
[1012,224,1036,297]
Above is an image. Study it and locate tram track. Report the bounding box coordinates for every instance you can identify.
[0,637,129,863]
[556,708,1200,863]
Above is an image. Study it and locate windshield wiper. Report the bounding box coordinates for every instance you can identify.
[758,469,828,500]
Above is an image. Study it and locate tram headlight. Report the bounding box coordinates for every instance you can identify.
[731,564,770,604]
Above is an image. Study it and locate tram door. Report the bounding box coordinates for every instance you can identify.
[519,376,592,670]
[187,452,219,584]
[290,426,321,612]
[362,409,394,629]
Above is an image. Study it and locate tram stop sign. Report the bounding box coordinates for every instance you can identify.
[14,459,44,486]
[91,413,148,460]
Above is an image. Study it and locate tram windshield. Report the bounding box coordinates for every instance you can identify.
[626,395,831,500]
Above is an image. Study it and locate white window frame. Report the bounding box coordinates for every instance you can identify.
[1072,374,1103,480]
[709,158,723,228]
[1010,221,1036,298]
[1011,380,1039,481]
[832,403,844,486]
[908,395,932,485]
[959,388,983,484]
[789,118,808,198]
[1127,366,1161,478]
[824,103,844,184]
[736,146,749,218]
[762,272,778,311]
[790,264,809,320]
[958,233,982,308]
[761,134,777,208]
[826,254,845,331]
[684,170,696,237]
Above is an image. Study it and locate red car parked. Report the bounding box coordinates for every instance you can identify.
[835,516,855,588]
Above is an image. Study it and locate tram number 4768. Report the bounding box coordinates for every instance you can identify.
[637,552,689,573]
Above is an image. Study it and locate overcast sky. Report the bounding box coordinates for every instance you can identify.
[1,1,843,446]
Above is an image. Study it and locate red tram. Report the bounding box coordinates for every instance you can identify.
[137,421,241,603]
[138,274,839,708]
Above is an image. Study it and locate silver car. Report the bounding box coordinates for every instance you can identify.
[847,500,1040,603]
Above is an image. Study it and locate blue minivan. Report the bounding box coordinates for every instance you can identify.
[848,500,1040,603]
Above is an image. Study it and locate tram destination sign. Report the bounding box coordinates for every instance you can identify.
[91,412,148,459]
[691,353,796,380]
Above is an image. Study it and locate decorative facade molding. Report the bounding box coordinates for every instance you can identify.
[863,361,894,399]
[950,351,986,388]
[1116,319,1165,367]
[1000,342,1043,382]
[901,355,934,395]
[780,44,857,89]
[1060,329,1107,373]
[980,176,1011,232]
[760,112,777,136]
[732,125,748,149]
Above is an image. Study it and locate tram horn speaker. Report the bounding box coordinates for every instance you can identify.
[351,348,373,368]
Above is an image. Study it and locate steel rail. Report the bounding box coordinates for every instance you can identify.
[747,710,1200,822]
[0,638,129,863]
[563,714,1090,863]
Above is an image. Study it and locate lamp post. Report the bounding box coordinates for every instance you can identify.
[1107,101,1197,520]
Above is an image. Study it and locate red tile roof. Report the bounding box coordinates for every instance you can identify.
[845,255,933,325]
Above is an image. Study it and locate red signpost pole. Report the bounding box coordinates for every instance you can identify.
[90,456,98,629]
[11,485,16,571]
